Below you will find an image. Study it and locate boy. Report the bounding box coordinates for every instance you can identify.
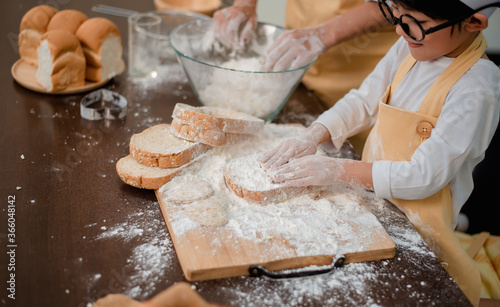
[261,0,500,305]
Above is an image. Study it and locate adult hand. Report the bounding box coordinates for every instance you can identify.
[269,155,345,187]
[213,1,257,52]
[264,26,327,72]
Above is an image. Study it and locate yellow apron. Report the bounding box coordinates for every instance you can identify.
[285,0,399,153]
[362,33,487,306]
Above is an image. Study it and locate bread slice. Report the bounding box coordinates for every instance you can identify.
[19,5,58,66]
[47,9,88,34]
[183,196,229,227]
[170,118,253,147]
[130,124,209,168]
[116,155,190,189]
[172,103,264,134]
[160,178,214,203]
[36,30,86,92]
[225,153,319,203]
[75,17,125,82]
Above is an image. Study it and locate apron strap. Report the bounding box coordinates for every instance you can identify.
[387,33,487,117]
[418,33,487,117]
[388,53,417,102]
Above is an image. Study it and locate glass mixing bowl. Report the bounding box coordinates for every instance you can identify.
[152,11,210,66]
[169,19,317,121]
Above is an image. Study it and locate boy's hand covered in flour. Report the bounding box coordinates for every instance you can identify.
[269,156,373,189]
[260,123,374,189]
[268,155,345,186]
[260,123,330,170]
[260,137,318,170]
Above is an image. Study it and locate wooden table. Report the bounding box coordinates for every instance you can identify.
[0,1,472,306]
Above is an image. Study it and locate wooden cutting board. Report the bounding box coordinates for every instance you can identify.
[155,188,395,281]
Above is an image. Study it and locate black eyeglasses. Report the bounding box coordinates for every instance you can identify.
[378,0,500,42]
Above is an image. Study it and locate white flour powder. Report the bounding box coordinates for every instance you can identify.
[87,206,175,301]
[195,58,301,119]
[87,125,433,306]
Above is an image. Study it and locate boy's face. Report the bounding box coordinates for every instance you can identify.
[392,5,474,61]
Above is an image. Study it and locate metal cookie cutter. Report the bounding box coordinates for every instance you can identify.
[80,89,127,121]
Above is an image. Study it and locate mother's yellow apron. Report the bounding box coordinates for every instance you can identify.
[362,33,487,306]
[285,0,399,153]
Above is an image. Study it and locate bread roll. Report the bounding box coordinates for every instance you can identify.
[47,9,88,34]
[76,17,125,82]
[19,5,58,66]
[36,30,86,92]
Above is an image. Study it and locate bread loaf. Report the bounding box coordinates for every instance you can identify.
[170,118,253,147]
[116,155,191,189]
[19,5,58,66]
[225,153,319,203]
[75,17,125,82]
[47,9,88,34]
[36,30,86,92]
[130,124,209,168]
[172,103,264,134]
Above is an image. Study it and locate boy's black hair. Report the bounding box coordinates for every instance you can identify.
[391,0,474,21]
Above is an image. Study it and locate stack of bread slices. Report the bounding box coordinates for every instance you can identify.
[116,103,265,189]
[169,103,265,146]
[18,5,125,92]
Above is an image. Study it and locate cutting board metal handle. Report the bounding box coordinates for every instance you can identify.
[248,255,346,279]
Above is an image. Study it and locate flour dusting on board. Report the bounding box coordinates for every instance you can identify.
[158,124,387,258]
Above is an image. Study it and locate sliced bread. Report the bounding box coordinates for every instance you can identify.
[130,124,209,168]
[169,118,253,147]
[225,153,318,203]
[172,103,264,134]
[116,155,190,189]
[183,196,229,227]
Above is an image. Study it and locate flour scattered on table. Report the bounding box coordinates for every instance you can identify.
[87,204,175,300]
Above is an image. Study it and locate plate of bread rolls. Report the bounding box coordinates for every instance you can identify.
[12,5,125,94]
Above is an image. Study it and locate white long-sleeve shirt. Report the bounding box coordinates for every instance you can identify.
[315,36,500,226]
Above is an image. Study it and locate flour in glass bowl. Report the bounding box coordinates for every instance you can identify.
[195,57,300,119]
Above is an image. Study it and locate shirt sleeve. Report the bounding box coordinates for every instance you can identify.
[314,37,408,153]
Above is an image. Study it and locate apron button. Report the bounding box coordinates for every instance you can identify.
[417,122,433,139]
